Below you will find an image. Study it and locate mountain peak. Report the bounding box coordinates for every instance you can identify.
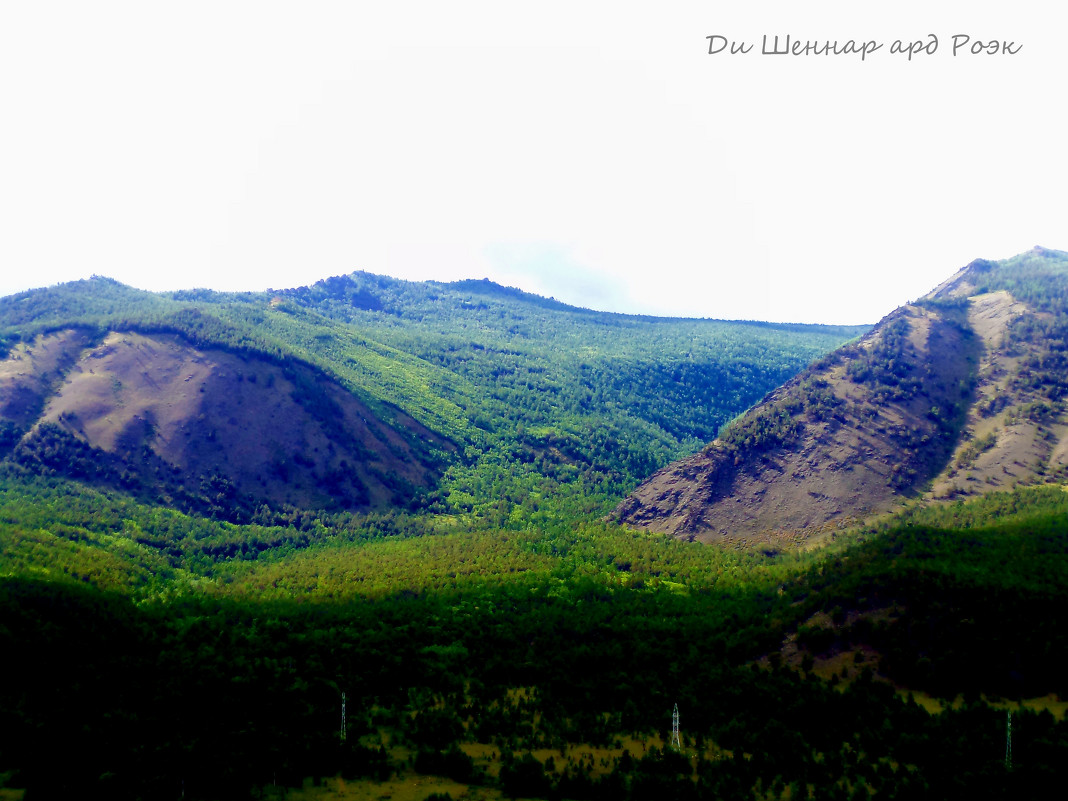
[615,247,1068,546]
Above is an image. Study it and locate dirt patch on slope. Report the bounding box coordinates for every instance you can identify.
[0,330,92,432]
[614,304,978,545]
[928,291,1068,499]
[6,330,451,513]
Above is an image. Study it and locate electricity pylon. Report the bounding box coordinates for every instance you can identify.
[341,691,347,742]
[1005,710,1012,771]
[671,703,681,749]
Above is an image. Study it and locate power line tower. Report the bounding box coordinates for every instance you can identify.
[1005,710,1012,771]
[671,703,681,749]
[341,691,347,742]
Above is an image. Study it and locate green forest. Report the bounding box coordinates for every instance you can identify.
[2,258,1068,799]
[4,472,1068,800]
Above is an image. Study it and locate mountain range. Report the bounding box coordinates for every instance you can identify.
[5,248,1068,541]
[0,271,864,524]
[4,248,1068,799]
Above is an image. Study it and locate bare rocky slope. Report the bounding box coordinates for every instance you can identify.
[614,248,1068,546]
[0,329,449,517]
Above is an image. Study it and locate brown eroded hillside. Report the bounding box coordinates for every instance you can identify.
[0,328,91,433]
[925,286,1068,498]
[615,248,1068,546]
[613,299,979,546]
[0,329,450,517]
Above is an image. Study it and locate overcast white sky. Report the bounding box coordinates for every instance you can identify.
[1,1,1063,323]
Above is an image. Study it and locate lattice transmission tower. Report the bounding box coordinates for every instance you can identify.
[1005,710,1012,771]
[341,691,347,742]
[671,703,681,749]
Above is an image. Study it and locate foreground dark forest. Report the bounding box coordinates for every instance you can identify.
[3,473,1068,799]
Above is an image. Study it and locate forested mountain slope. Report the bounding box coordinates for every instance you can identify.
[615,247,1068,545]
[0,273,865,522]
[774,484,1068,702]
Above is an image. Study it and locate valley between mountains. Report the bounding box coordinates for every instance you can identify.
[3,249,1068,799]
